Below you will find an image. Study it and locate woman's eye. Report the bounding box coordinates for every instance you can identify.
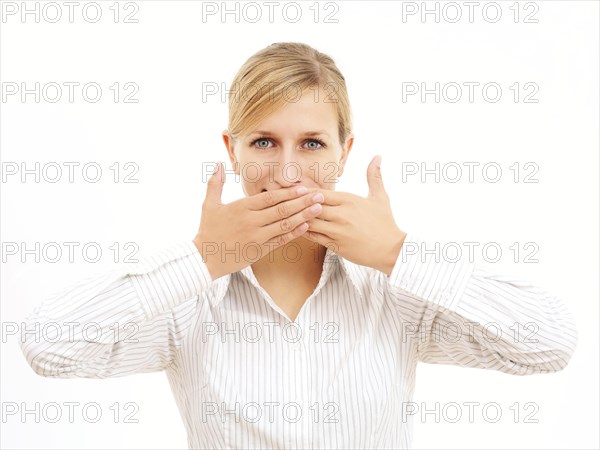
[250,137,326,151]
[305,140,323,150]
[304,139,327,151]
[254,138,272,149]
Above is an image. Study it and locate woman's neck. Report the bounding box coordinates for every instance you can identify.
[251,237,327,279]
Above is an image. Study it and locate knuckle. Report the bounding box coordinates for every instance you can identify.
[276,202,289,217]
[279,218,292,232]
[264,190,276,206]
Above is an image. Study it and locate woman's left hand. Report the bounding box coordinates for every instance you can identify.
[303,155,407,276]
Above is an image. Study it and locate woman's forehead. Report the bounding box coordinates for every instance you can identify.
[249,95,338,131]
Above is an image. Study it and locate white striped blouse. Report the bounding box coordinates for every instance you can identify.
[19,233,578,449]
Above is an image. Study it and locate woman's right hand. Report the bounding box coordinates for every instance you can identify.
[193,161,325,280]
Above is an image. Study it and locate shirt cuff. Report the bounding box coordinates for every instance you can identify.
[128,240,214,320]
[387,233,475,310]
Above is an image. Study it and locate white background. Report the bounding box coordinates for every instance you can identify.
[1,1,598,449]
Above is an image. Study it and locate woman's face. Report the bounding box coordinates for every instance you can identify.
[223,86,354,197]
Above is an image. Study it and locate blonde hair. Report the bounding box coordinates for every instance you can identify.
[227,42,352,147]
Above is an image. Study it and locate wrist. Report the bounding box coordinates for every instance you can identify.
[378,229,407,276]
[192,238,221,281]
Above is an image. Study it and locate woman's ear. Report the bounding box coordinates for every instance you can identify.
[222,130,240,176]
[337,133,354,177]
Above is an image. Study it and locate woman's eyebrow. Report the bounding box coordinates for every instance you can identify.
[249,130,330,137]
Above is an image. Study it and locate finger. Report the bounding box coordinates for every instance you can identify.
[301,188,347,206]
[261,200,323,240]
[261,221,309,252]
[310,204,337,222]
[204,161,225,206]
[304,229,334,248]
[306,217,339,236]
[367,154,387,199]
[258,191,324,227]
[246,185,309,211]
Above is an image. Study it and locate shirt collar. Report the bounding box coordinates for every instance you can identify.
[207,247,364,308]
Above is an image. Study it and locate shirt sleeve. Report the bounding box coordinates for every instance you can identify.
[19,240,214,379]
[384,233,579,375]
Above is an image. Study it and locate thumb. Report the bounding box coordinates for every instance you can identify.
[367,155,387,199]
[205,161,225,206]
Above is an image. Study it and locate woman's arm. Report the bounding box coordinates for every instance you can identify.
[19,240,213,378]
[384,233,578,375]
[19,176,326,379]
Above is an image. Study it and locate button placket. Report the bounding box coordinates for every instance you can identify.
[294,314,313,448]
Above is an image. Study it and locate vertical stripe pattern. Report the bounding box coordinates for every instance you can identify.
[19,234,578,449]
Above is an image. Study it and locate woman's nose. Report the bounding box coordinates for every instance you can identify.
[271,151,304,185]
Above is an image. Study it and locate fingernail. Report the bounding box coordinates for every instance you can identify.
[312,193,324,202]
[296,186,308,195]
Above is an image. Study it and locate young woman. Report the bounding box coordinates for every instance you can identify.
[20,42,578,449]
